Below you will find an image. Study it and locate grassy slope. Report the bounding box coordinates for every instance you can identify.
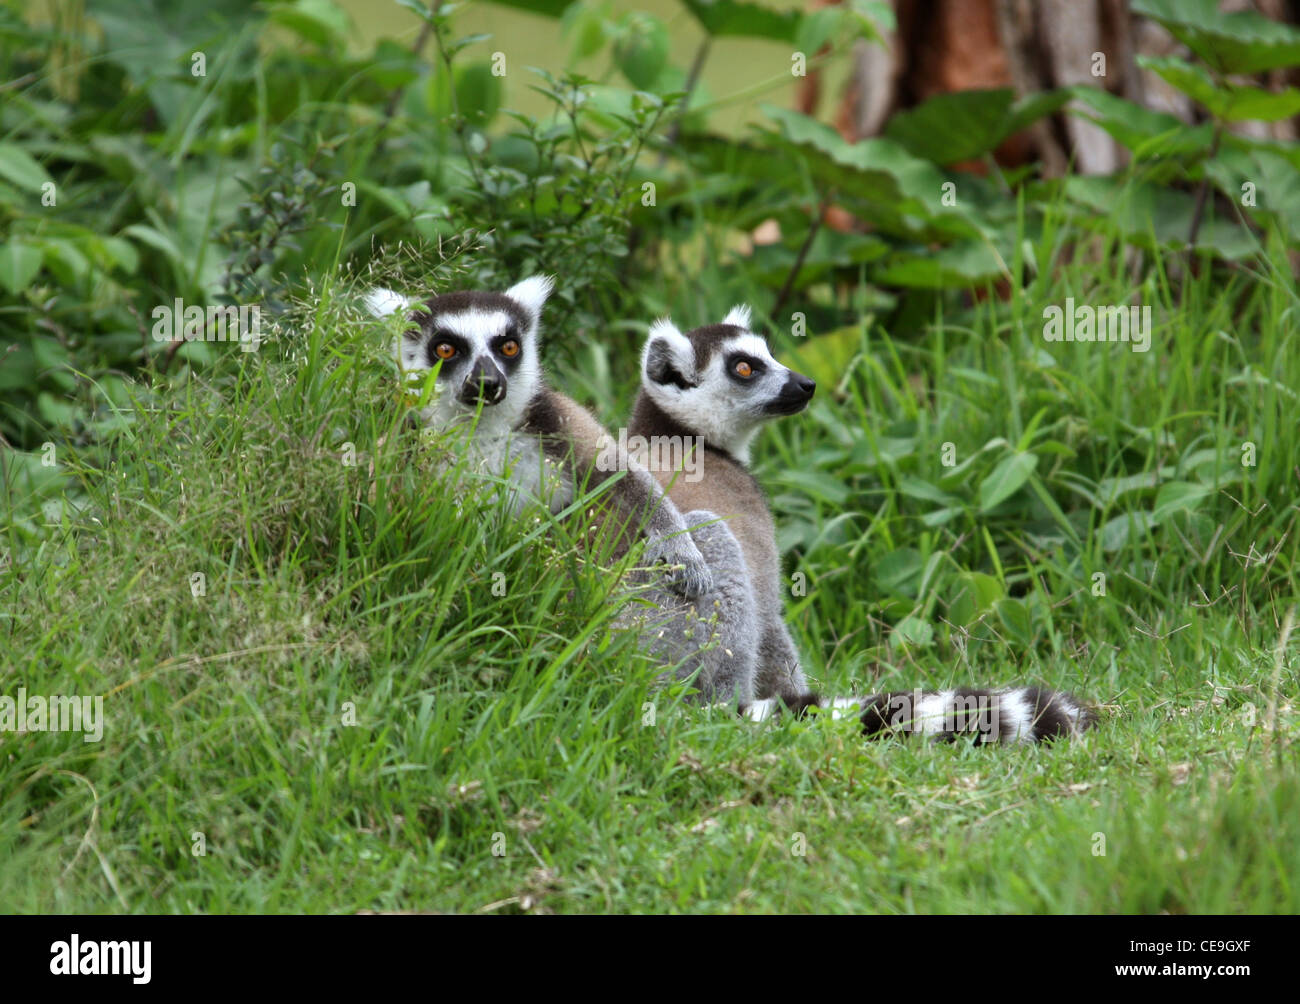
[1,229,1297,914]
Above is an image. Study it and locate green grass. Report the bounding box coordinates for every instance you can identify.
[2,218,1298,913]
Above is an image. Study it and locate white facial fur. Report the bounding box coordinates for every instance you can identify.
[367,276,553,438]
[641,307,804,464]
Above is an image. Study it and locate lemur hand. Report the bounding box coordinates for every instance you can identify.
[646,531,715,598]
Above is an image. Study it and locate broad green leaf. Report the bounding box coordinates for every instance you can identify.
[101,236,140,274]
[885,89,1069,165]
[1153,481,1213,521]
[0,347,35,390]
[994,597,1035,645]
[1139,56,1300,122]
[268,0,350,50]
[1100,510,1157,552]
[749,228,888,290]
[874,547,924,596]
[782,322,873,390]
[613,13,669,90]
[681,0,803,42]
[0,242,43,293]
[875,240,1006,287]
[42,238,91,283]
[1064,175,1257,259]
[0,143,54,192]
[479,0,572,16]
[886,89,1016,164]
[1205,145,1300,226]
[978,451,1038,512]
[897,477,960,506]
[773,469,849,505]
[1003,89,1073,138]
[123,223,186,266]
[561,1,610,62]
[37,391,78,427]
[890,614,934,650]
[948,571,1005,626]
[1066,86,1213,158]
[88,0,261,123]
[796,6,844,54]
[920,506,961,527]
[366,39,421,90]
[455,62,503,126]
[761,106,982,241]
[1133,0,1300,74]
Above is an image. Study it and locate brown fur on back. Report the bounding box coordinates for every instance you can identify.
[629,393,780,607]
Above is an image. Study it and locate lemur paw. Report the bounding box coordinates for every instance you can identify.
[646,533,715,598]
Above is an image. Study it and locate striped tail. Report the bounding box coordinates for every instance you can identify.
[739,686,1096,744]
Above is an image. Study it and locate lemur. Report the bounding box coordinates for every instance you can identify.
[629,307,1096,743]
[365,274,757,595]
[365,276,762,697]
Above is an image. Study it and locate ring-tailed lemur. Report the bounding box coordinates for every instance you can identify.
[364,275,716,599]
[628,307,1096,743]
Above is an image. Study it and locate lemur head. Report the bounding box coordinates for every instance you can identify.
[366,275,553,429]
[640,305,816,463]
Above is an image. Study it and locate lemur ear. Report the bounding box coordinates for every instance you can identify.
[363,287,410,319]
[643,318,697,390]
[504,274,555,321]
[722,304,752,330]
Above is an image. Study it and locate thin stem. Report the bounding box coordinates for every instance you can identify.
[771,197,831,326]
[1187,119,1224,251]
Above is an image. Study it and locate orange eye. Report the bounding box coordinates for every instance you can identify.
[500,340,520,358]
[734,360,753,378]
[434,343,456,360]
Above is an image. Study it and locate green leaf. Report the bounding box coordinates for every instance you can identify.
[874,547,924,596]
[782,321,879,389]
[994,597,1035,646]
[455,62,503,126]
[1067,87,1213,158]
[773,469,849,505]
[0,143,55,193]
[1064,175,1257,259]
[886,89,1070,165]
[761,106,975,240]
[884,88,1068,168]
[681,0,803,42]
[268,0,351,50]
[948,571,1005,626]
[890,614,934,650]
[1206,146,1300,225]
[876,240,1006,287]
[886,89,1015,164]
[1138,56,1300,122]
[1100,510,1157,552]
[37,391,78,428]
[897,477,960,506]
[0,241,43,293]
[561,1,610,62]
[478,0,572,16]
[1153,481,1213,521]
[749,228,888,290]
[978,452,1038,512]
[796,6,844,54]
[123,223,186,267]
[613,13,669,90]
[1133,0,1300,74]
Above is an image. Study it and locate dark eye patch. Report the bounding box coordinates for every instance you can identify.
[491,326,526,368]
[725,354,765,383]
[426,330,468,368]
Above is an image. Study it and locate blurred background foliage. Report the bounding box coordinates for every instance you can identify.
[2,0,1296,452]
